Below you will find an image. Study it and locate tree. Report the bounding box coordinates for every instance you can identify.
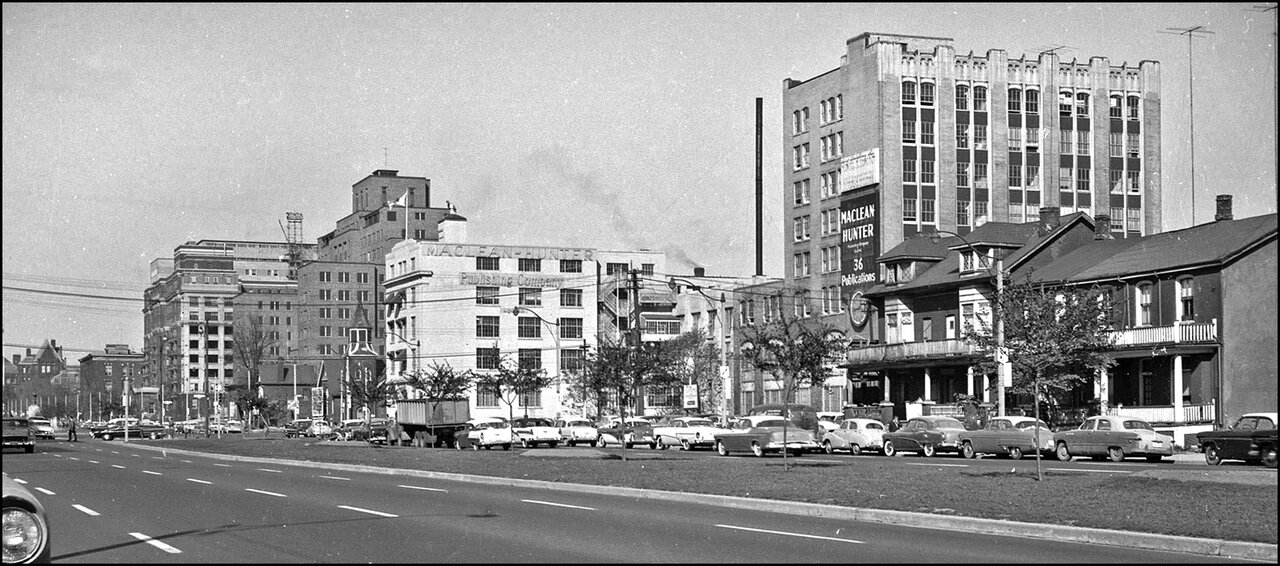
[342,364,394,427]
[473,354,554,440]
[740,298,848,470]
[401,361,475,439]
[233,314,277,392]
[663,330,724,415]
[963,279,1117,480]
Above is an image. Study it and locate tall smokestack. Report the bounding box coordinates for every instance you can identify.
[755,97,763,277]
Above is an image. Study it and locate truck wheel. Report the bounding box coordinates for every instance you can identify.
[502,443,511,451]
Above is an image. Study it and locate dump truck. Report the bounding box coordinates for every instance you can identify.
[394,398,470,447]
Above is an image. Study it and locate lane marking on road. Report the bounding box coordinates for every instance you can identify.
[716,524,865,544]
[245,488,287,498]
[129,532,182,554]
[337,505,399,518]
[88,460,100,464]
[398,484,445,492]
[72,504,100,516]
[131,454,141,458]
[805,459,847,464]
[213,463,232,467]
[34,487,55,496]
[111,451,120,455]
[186,478,212,485]
[69,457,80,461]
[152,456,166,460]
[319,476,351,481]
[257,468,283,473]
[521,499,595,511]
[142,470,163,476]
[906,462,968,467]
[1048,468,1131,474]
[181,460,192,464]
[111,465,127,469]
[13,478,27,484]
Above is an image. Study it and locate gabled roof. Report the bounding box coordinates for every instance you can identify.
[878,234,960,263]
[1028,213,1278,285]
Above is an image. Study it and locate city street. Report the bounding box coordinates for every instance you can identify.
[4,440,1262,563]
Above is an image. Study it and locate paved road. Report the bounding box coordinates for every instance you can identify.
[4,440,1265,563]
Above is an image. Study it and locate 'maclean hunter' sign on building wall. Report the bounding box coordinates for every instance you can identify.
[420,243,595,261]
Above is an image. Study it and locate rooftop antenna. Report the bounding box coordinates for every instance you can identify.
[1032,44,1074,56]
[1159,25,1215,227]
[278,212,304,279]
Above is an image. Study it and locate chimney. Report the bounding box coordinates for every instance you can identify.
[11,354,18,366]
[1215,195,1233,222]
[1093,215,1113,240]
[693,267,706,277]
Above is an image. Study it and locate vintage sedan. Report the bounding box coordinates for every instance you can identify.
[714,415,820,457]
[1053,415,1174,462]
[882,416,966,457]
[652,416,721,450]
[92,421,168,441]
[511,417,560,448]
[284,419,313,438]
[26,419,55,440]
[3,473,52,564]
[821,417,886,455]
[959,416,1054,460]
[454,418,513,450]
[3,417,36,454]
[597,418,657,449]
[1195,412,1278,468]
[555,418,600,447]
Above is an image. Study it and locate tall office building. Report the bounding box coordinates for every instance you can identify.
[782,32,1161,343]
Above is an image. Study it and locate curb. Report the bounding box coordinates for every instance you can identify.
[125,443,1276,561]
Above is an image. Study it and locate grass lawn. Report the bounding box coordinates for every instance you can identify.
[148,434,1277,544]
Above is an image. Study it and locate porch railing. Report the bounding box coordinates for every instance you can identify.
[1105,402,1216,424]
[1110,319,1217,347]
[846,339,975,365]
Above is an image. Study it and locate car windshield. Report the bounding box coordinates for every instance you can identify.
[519,419,553,427]
[566,421,592,427]
[1123,420,1154,431]
[684,419,713,427]
[927,418,964,430]
[754,419,793,428]
[1015,420,1050,430]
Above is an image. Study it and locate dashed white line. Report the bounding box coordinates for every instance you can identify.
[398,484,445,492]
[12,478,28,485]
[34,487,55,496]
[521,499,595,511]
[69,457,80,461]
[88,460,100,464]
[131,454,141,458]
[143,470,163,476]
[213,463,232,467]
[257,468,283,473]
[245,488,287,498]
[337,505,399,518]
[152,456,166,460]
[186,478,212,485]
[181,459,192,463]
[319,476,351,481]
[111,465,126,469]
[73,504,100,516]
[716,524,865,544]
[129,532,182,554]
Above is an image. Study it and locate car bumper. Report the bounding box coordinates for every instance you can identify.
[766,440,820,451]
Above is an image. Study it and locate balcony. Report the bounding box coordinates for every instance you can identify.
[846,339,977,366]
[1106,402,1216,425]
[1110,319,1217,348]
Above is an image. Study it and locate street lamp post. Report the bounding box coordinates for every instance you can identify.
[929,230,1010,417]
[510,306,561,417]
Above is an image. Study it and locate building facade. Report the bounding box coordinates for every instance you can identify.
[77,345,146,418]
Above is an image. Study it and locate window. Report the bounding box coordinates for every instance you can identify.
[1109,133,1123,157]
[956,163,970,187]
[518,258,541,272]
[920,199,935,224]
[903,159,917,183]
[835,94,843,120]
[1110,207,1125,230]
[974,163,988,189]
[974,125,988,149]
[1137,284,1153,326]
[1178,279,1195,321]
[820,99,830,124]
[560,348,584,372]
[476,286,499,305]
[1076,168,1090,192]
[1109,95,1123,118]
[1059,91,1073,116]
[477,383,499,407]
[1126,207,1141,232]
[476,256,499,271]
[606,262,627,276]
[792,179,810,205]
[319,271,332,283]
[1025,89,1039,114]
[1059,129,1073,155]
[1127,171,1141,193]
[560,288,583,307]
[1126,133,1140,159]
[1058,167,1073,192]
[1127,95,1140,120]
[559,259,582,273]
[793,252,811,277]
[1075,92,1089,117]
[902,119,916,143]
[956,124,969,149]
[973,86,987,112]
[1008,164,1022,187]
[518,287,542,306]
[920,82,935,106]
[518,348,541,371]
[902,81,916,105]
[792,108,809,134]
[1027,165,1040,188]
[1076,130,1090,155]
[792,143,810,169]
[921,160,935,184]
[955,85,969,110]
[1008,88,1022,112]
[920,121,934,145]
[337,290,351,301]
[957,200,971,225]
[476,316,499,338]
[559,317,583,339]
[1110,170,1123,194]
[337,271,351,283]
[1009,128,1022,151]
[903,197,918,222]
[319,326,332,338]
[820,170,840,199]
[518,317,542,338]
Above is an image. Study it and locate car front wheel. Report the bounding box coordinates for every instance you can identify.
[716,441,729,456]
[680,439,691,451]
[1263,448,1278,469]
[961,442,975,459]
[656,439,668,450]
[883,440,896,457]
[1107,447,1125,462]
[822,440,834,454]
[1008,446,1024,460]
[750,442,764,458]
[848,444,862,456]
[921,444,936,457]
[1055,442,1072,461]
[1203,444,1223,466]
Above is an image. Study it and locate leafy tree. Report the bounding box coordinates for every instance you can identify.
[568,340,629,422]
[662,330,724,415]
[473,354,554,435]
[963,279,1117,480]
[740,297,847,470]
[401,361,475,439]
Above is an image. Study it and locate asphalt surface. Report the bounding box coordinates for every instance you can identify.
[115,441,1276,562]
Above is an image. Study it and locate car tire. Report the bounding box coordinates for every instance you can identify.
[750,442,764,458]
[471,442,480,451]
[1055,442,1072,461]
[1263,448,1278,469]
[589,440,597,448]
[716,441,729,456]
[1107,446,1125,462]
[1203,444,1223,466]
[648,442,657,450]
[680,439,691,451]
[454,441,462,450]
[549,442,558,449]
[502,443,511,451]
[1008,446,1024,460]
[567,440,576,447]
[656,438,668,450]
[849,444,862,456]
[521,438,531,449]
[822,440,834,455]
[883,440,896,457]
[921,444,936,457]
[961,442,975,459]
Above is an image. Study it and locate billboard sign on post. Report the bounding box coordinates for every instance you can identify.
[840,188,880,334]
[310,387,325,420]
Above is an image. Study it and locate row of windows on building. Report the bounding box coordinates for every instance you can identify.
[791,132,845,170]
[477,286,585,308]
[474,316,585,339]
[901,82,1143,120]
[790,95,845,135]
[736,287,847,324]
[791,170,846,209]
[317,271,375,284]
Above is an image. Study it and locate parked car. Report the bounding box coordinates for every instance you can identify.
[882,416,966,457]
[3,417,36,453]
[454,417,513,450]
[92,421,167,441]
[511,417,560,448]
[821,417,886,455]
[555,418,600,447]
[1053,415,1174,462]
[362,417,393,444]
[208,419,244,434]
[335,419,366,441]
[959,416,1055,460]
[284,419,313,438]
[596,417,657,449]
[307,420,335,439]
[652,416,721,450]
[714,415,820,457]
[3,472,52,563]
[816,412,844,433]
[1195,412,1278,468]
[26,418,55,440]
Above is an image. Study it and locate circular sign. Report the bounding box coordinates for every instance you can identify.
[847,291,869,328]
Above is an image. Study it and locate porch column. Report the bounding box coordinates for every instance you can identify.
[882,373,891,403]
[1172,354,1184,423]
[923,367,932,401]
[981,370,991,403]
[966,366,975,397]
[1096,367,1109,412]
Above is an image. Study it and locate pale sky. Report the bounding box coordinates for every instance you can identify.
[3,3,1276,359]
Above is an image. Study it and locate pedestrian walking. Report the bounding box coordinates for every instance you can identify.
[67,419,78,442]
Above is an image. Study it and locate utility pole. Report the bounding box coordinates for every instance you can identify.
[1159,25,1214,227]
[629,268,643,420]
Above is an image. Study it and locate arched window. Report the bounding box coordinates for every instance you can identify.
[955,84,969,110]
[1109,95,1123,118]
[1075,92,1090,117]
[973,86,988,112]
[1177,278,1195,321]
[902,81,916,105]
[1127,95,1140,120]
[1008,88,1022,112]
[1059,91,1074,116]
[920,82,935,106]
[1136,283,1153,326]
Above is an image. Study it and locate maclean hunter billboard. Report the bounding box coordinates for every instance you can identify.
[839,150,880,332]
